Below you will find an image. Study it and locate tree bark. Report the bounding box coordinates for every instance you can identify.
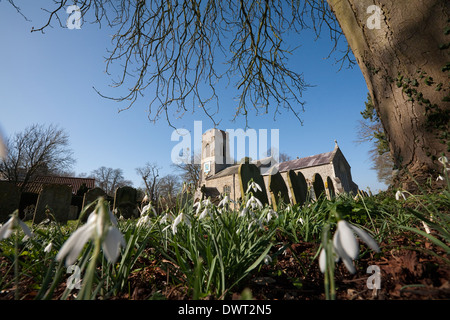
[328,0,449,192]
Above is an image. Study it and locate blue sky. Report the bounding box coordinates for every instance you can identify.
[0,1,388,193]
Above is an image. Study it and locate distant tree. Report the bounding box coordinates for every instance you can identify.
[171,152,201,188]
[91,166,132,196]
[135,162,161,205]
[356,94,394,185]
[159,174,182,200]
[0,124,75,192]
[266,147,291,163]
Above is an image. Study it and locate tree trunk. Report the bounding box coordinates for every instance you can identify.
[327,0,449,192]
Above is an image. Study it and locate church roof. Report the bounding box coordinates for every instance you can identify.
[277,150,335,172]
[206,144,344,179]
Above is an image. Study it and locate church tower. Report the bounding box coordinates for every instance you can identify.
[201,129,231,180]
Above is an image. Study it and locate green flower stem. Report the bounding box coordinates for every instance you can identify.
[78,237,102,300]
[14,229,19,300]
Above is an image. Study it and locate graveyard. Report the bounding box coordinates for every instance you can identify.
[0,0,449,306]
[0,160,449,301]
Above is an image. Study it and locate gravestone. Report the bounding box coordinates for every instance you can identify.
[0,181,21,223]
[81,187,106,220]
[238,163,269,206]
[113,186,138,219]
[268,168,290,210]
[326,177,335,199]
[33,184,72,224]
[312,174,326,200]
[286,170,308,207]
[68,205,78,220]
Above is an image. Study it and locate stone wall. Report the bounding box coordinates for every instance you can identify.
[206,162,352,208]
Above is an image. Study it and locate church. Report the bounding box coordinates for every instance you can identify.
[197,128,359,206]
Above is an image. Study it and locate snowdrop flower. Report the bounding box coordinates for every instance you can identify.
[246,195,263,210]
[56,201,126,266]
[193,201,202,216]
[0,214,34,241]
[266,209,278,222]
[202,198,212,207]
[44,242,53,253]
[218,195,229,208]
[141,203,157,216]
[239,206,248,218]
[160,212,173,225]
[246,181,262,194]
[198,207,213,220]
[172,212,191,234]
[395,190,407,201]
[319,220,380,274]
[298,217,304,225]
[264,255,272,265]
[137,214,151,228]
[436,175,444,181]
[438,156,448,167]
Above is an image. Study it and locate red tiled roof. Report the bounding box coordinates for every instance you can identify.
[20,176,95,194]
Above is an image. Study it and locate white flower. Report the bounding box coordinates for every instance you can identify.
[319,220,380,274]
[246,181,262,194]
[266,209,278,222]
[246,195,263,210]
[436,175,444,181]
[395,190,407,201]
[56,203,125,266]
[438,156,448,167]
[193,202,202,215]
[44,242,53,253]
[298,217,304,225]
[141,204,156,216]
[172,212,191,234]
[202,198,212,207]
[263,255,272,265]
[198,207,212,220]
[239,206,248,218]
[137,214,151,228]
[318,247,327,273]
[218,195,229,208]
[0,214,34,240]
[160,212,173,225]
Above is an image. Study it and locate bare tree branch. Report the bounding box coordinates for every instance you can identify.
[0,124,75,192]
[13,0,354,127]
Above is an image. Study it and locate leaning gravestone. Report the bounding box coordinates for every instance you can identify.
[0,181,21,223]
[68,205,78,220]
[312,174,326,200]
[33,184,72,224]
[268,168,290,211]
[286,170,308,207]
[113,186,138,219]
[238,163,269,206]
[326,177,335,199]
[81,187,106,220]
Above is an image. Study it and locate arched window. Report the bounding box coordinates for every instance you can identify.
[204,143,211,158]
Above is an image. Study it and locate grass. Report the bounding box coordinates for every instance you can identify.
[0,178,449,300]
